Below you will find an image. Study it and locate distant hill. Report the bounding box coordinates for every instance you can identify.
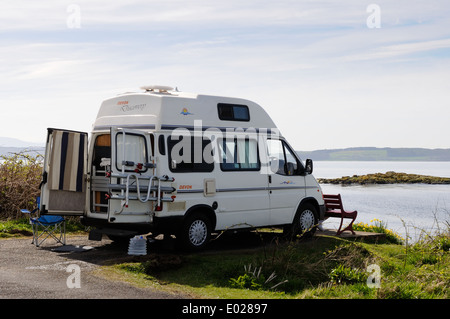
[0,137,43,148]
[0,137,44,157]
[297,147,450,161]
[0,146,44,157]
[2,137,450,162]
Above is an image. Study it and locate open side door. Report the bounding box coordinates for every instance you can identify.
[40,128,88,216]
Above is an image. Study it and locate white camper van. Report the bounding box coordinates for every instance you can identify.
[40,85,325,250]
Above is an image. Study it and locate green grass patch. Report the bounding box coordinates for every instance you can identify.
[0,217,87,238]
[0,218,33,237]
[353,218,404,244]
[108,225,449,299]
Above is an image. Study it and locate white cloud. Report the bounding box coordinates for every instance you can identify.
[343,37,450,62]
[0,1,450,150]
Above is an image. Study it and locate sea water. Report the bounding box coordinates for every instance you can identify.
[314,161,450,242]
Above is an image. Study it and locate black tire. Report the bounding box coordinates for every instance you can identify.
[177,212,212,251]
[286,203,319,240]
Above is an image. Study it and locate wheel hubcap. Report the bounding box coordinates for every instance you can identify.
[299,210,315,231]
[189,220,207,246]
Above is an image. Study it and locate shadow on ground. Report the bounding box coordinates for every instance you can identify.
[40,230,302,267]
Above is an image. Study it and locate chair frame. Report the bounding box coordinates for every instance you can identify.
[21,198,66,247]
[30,215,66,247]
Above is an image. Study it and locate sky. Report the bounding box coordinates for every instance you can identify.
[1,0,449,151]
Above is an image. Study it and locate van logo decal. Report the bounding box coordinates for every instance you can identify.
[180,108,194,116]
[281,181,295,184]
[120,103,146,112]
[179,185,193,190]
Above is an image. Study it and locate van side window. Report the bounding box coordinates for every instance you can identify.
[167,136,214,173]
[217,103,250,121]
[116,133,148,172]
[158,134,166,155]
[220,138,260,171]
[267,139,303,176]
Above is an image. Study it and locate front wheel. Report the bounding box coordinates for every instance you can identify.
[285,203,319,240]
[177,213,212,251]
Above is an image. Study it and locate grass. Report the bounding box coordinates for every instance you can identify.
[0,218,33,237]
[353,218,404,244]
[101,223,449,299]
[0,217,87,238]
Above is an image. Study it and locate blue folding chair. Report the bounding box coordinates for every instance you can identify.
[21,197,66,247]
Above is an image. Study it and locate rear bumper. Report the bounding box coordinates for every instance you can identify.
[81,215,183,236]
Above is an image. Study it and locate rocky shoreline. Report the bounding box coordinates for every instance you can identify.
[317,171,450,185]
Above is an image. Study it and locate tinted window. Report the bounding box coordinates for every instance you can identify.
[168,136,214,173]
[218,103,250,121]
[158,134,166,155]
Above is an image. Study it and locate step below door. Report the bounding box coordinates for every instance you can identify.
[40,128,88,216]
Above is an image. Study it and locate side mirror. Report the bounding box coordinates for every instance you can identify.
[305,159,313,175]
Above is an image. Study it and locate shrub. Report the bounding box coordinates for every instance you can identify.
[329,264,367,284]
[0,151,43,219]
[229,273,263,290]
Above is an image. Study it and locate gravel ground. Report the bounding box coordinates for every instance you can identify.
[0,234,188,299]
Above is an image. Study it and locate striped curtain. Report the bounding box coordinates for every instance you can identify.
[48,130,87,192]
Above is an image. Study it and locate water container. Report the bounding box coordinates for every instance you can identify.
[128,235,147,255]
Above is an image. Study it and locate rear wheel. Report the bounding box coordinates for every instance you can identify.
[177,212,212,251]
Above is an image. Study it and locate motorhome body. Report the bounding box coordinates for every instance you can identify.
[39,86,325,250]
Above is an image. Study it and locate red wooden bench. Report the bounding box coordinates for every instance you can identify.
[323,194,358,235]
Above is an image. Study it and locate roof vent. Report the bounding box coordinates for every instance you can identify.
[140,85,174,93]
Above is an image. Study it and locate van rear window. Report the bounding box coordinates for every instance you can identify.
[218,103,250,121]
[116,133,148,172]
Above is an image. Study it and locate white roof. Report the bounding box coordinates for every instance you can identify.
[92,88,278,134]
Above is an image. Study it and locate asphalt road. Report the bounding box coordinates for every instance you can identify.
[0,235,187,299]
